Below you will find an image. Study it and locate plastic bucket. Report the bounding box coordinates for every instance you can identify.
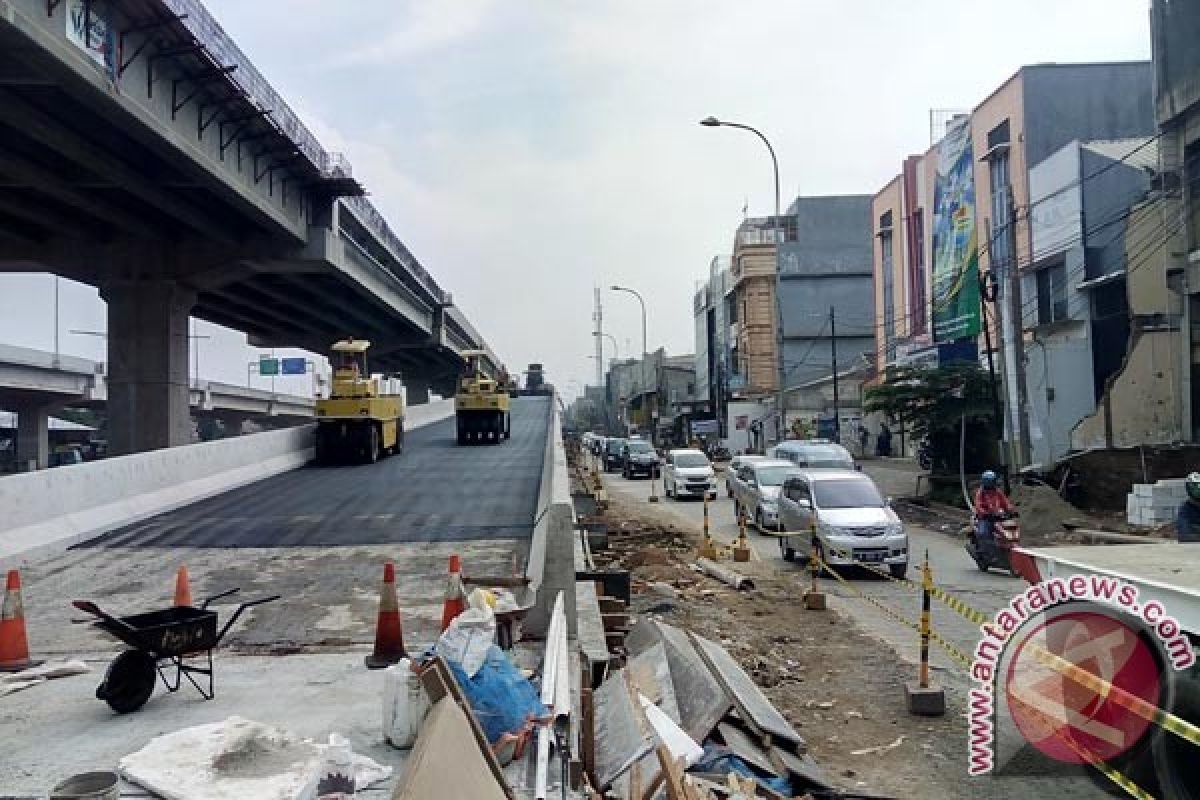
[49,771,120,800]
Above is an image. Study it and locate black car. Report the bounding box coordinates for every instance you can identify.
[603,437,627,472]
[621,439,660,479]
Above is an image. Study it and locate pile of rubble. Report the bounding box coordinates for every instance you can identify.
[589,618,870,800]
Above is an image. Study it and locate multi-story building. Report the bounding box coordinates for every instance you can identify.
[729,216,792,398]
[871,61,1155,467]
[1152,0,1200,441]
[777,195,875,419]
[693,256,732,432]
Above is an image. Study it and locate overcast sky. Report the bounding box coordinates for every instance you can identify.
[0,1,1151,402]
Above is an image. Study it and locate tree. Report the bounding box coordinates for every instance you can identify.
[863,363,998,474]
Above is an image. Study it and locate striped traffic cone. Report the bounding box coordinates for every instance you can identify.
[365,561,407,669]
[440,554,467,632]
[173,565,193,607]
[0,570,41,672]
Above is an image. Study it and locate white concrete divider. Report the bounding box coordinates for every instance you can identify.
[0,398,455,567]
[524,395,576,637]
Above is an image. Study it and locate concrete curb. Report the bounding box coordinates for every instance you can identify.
[0,398,455,569]
[525,395,576,637]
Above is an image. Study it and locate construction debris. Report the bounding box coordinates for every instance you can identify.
[393,697,508,800]
[694,559,755,591]
[117,717,391,800]
[0,659,88,698]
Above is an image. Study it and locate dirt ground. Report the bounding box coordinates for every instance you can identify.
[589,492,971,800]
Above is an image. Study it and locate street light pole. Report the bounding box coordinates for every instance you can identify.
[700,115,787,443]
[610,285,648,437]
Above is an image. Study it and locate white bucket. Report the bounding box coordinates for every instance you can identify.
[381,659,430,749]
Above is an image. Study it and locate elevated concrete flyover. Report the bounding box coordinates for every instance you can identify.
[0,343,314,467]
[0,0,502,455]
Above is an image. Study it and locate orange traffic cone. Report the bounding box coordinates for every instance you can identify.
[440,554,467,632]
[365,561,407,669]
[0,570,41,672]
[173,565,193,607]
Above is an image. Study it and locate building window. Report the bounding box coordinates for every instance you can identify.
[987,119,1013,271]
[1036,262,1068,325]
[879,210,893,230]
[881,231,896,361]
[987,119,1011,151]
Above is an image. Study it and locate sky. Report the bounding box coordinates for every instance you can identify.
[0,1,1152,402]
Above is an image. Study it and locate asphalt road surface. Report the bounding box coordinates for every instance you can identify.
[78,396,552,548]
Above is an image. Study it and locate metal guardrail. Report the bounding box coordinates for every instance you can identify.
[160,1,460,315]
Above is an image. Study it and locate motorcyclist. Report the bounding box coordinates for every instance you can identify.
[973,470,1015,552]
[1176,472,1200,543]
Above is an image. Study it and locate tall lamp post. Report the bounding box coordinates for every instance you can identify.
[610,285,648,437]
[700,115,787,442]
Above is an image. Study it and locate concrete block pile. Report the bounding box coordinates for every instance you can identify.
[1127,478,1187,527]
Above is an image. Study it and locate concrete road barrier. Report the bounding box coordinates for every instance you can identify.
[0,398,455,567]
[525,396,575,637]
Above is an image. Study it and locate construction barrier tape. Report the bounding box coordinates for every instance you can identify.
[823,544,992,626]
[819,557,1156,799]
[818,557,975,670]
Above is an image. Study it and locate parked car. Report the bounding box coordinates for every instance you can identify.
[777,469,907,577]
[768,440,856,471]
[662,449,717,500]
[725,454,768,499]
[621,439,660,479]
[732,459,797,532]
[602,437,627,471]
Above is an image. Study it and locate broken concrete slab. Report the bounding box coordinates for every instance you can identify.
[593,669,653,790]
[394,697,508,800]
[768,745,834,792]
[637,621,732,744]
[691,633,804,749]
[626,642,681,725]
[717,721,780,778]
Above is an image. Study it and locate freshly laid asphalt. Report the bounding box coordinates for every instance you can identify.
[77,395,552,548]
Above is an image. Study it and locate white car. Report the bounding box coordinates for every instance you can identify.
[662,449,717,500]
[776,469,908,577]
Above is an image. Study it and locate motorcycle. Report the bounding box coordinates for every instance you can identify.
[965,511,1021,575]
[917,440,933,471]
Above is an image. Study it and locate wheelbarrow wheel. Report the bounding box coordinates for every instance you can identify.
[98,650,156,713]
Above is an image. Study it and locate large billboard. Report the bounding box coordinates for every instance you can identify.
[931,118,981,342]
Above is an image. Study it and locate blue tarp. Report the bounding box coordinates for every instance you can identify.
[447,645,548,743]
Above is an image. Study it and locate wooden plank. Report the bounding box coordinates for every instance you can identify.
[392,698,508,800]
[417,657,515,799]
[581,685,596,783]
[654,744,688,800]
[690,633,804,748]
[593,669,653,789]
[599,597,628,613]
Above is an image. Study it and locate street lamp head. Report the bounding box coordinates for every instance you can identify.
[610,284,624,291]
[699,116,722,127]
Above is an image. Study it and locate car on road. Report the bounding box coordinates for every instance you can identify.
[621,439,660,479]
[768,439,856,471]
[777,469,907,577]
[732,459,796,532]
[724,454,768,499]
[662,448,717,500]
[602,437,627,471]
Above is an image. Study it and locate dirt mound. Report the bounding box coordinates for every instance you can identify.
[1011,482,1090,545]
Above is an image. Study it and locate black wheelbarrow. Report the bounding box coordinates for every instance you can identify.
[73,588,279,713]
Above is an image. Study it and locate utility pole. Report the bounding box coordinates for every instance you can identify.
[979,276,1010,494]
[830,306,840,443]
[592,288,604,388]
[1005,192,1031,469]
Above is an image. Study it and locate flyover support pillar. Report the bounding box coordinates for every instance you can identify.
[102,280,196,455]
[14,402,49,471]
[405,381,431,407]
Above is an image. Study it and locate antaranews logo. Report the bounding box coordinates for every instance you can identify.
[967,573,1195,778]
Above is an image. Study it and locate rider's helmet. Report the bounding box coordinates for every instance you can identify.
[1187,472,1200,502]
[981,470,998,489]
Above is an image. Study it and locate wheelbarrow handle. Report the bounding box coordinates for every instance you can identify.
[214,594,281,644]
[71,600,144,639]
[200,588,241,609]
